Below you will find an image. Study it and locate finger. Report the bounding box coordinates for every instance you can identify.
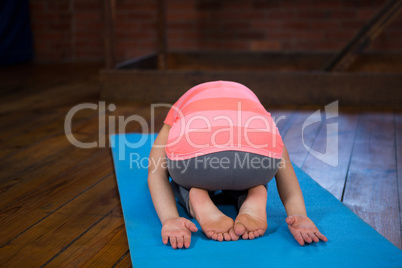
[177,236,184,249]
[302,232,312,243]
[170,236,177,249]
[315,231,328,242]
[184,234,191,248]
[293,231,304,246]
[229,228,239,241]
[162,234,169,245]
[285,216,296,225]
[185,220,198,232]
[308,232,319,243]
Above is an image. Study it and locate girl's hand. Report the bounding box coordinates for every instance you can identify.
[162,217,198,249]
[285,215,328,246]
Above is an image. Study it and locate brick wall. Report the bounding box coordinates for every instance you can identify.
[30,0,73,61]
[30,0,402,63]
[30,0,104,62]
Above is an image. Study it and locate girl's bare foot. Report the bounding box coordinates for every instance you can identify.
[234,185,268,239]
[189,188,239,241]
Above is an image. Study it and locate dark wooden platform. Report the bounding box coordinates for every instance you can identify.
[100,52,402,108]
[0,63,401,266]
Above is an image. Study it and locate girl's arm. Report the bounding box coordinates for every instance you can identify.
[275,144,328,245]
[275,145,307,216]
[148,124,197,249]
[148,124,179,223]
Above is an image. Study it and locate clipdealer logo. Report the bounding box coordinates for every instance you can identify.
[302,101,339,167]
[64,101,339,166]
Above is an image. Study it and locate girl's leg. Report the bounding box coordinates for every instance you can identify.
[234,185,269,239]
[188,187,239,241]
[170,180,213,217]
[168,160,239,241]
[167,151,281,240]
[168,151,279,191]
[223,184,267,212]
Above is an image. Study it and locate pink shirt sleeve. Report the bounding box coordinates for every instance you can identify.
[164,106,175,126]
[163,87,194,126]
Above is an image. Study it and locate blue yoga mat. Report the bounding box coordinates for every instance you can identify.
[110,133,402,267]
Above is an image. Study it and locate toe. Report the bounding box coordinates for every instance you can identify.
[205,231,214,239]
[248,232,255,240]
[234,222,246,236]
[229,228,239,241]
[242,232,249,240]
[211,233,218,240]
[223,232,231,241]
[253,230,260,238]
[258,228,265,236]
[217,233,224,242]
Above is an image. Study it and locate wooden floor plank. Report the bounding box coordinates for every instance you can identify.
[0,175,119,267]
[113,252,132,268]
[0,104,166,261]
[0,149,113,246]
[0,103,147,182]
[343,112,400,248]
[0,110,105,182]
[0,145,99,208]
[0,62,401,267]
[0,106,96,159]
[269,109,297,137]
[302,112,359,200]
[0,110,57,142]
[45,207,128,267]
[0,64,101,112]
[0,63,100,94]
[0,105,151,210]
[280,110,324,167]
[0,79,99,116]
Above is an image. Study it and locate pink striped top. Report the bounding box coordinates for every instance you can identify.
[164,81,283,161]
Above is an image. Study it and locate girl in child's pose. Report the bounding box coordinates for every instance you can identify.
[148,81,328,249]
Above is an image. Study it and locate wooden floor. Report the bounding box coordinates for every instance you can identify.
[0,63,400,266]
